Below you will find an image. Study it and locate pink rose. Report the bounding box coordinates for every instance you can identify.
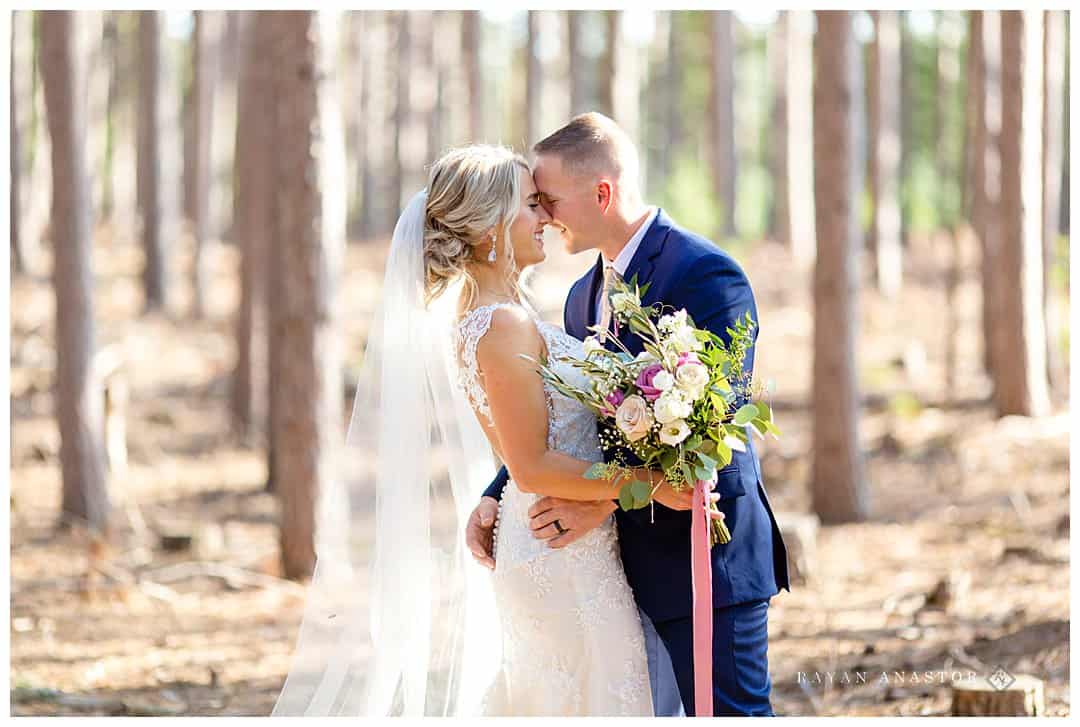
[615,395,654,442]
[677,352,700,367]
[600,389,626,418]
[635,363,666,402]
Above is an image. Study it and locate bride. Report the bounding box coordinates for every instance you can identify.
[271,144,692,716]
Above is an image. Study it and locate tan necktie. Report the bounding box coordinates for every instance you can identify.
[597,265,621,340]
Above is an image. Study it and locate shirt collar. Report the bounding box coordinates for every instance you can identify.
[605,206,658,277]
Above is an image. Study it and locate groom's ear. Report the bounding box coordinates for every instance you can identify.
[596,180,614,214]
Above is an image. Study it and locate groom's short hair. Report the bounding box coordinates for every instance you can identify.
[533,112,641,193]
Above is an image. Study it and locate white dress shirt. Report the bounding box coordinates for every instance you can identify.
[596,206,659,322]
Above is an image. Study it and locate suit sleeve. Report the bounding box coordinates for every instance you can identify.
[482,464,509,501]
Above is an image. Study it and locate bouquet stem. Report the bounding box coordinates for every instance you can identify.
[708,505,731,547]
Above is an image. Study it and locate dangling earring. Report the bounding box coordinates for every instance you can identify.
[487,232,498,263]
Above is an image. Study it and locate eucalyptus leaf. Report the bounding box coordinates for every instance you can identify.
[630,480,652,506]
[618,485,635,511]
[733,404,759,426]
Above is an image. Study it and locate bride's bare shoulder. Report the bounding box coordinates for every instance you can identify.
[473,305,543,364]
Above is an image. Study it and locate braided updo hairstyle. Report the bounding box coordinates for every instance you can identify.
[423,145,531,307]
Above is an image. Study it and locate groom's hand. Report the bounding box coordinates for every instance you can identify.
[528,497,617,549]
[466,497,499,570]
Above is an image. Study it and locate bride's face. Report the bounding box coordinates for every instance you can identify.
[505,167,551,269]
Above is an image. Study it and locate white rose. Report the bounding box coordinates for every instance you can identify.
[615,395,654,443]
[659,419,691,446]
[610,291,638,315]
[669,325,703,354]
[653,390,692,424]
[675,361,709,400]
[583,335,604,356]
[652,370,676,392]
[659,310,688,331]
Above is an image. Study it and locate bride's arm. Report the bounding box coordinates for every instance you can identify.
[477,306,682,503]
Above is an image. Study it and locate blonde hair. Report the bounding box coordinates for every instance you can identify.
[423,144,531,308]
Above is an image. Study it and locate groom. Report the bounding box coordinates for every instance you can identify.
[466,113,790,716]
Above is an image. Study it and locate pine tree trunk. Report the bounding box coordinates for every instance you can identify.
[526,11,542,144]
[899,11,913,249]
[266,10,345,580]
[1041,10,1066,394]
[710,11,738,240]
[811,10,867,524]
[598,11,617,119]
[137,11,167,311]
[461,10,482,142]
[40,10,110,534]
[567,11,587,117]
[869,10,903,298]
[786,10,816,266]
[230,11,270,443]
[766,11,788,245]
[191,10,220,319]
[10,17,25,275]
[994,10,1051,417]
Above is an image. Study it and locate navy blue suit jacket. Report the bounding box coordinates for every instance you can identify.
[483,209,790,622]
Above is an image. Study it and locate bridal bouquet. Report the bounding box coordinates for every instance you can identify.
[529,276,780,547]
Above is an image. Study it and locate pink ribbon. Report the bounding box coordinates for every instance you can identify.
[690,479,713,717]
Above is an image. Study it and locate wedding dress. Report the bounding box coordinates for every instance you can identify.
[453,302,653,716]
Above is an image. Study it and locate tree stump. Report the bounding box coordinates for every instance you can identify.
[951,673,1044,716]
[775,511,819,584]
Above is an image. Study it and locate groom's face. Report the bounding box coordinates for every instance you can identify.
[532,154,601,255]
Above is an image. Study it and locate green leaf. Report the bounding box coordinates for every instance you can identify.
[584,462,607,480]
[764,419,782,438]
[618,484,635,511]
[756,401,773,423]
[694,466,714,482]
[630,480,652,506]
[679,461,694,485]
[696,452,717,470]
[699,440,717,456]
[750,418,769,439]
[660,449,678,472]
[733,404,759,426]
[714,436,732,466]
[684,434,703,452]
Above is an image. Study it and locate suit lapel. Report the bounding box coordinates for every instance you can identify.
[613,208,674,353]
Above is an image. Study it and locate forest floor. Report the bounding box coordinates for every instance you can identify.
[9,221,1071,716]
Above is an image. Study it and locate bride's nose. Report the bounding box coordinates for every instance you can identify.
[535,205,552,224]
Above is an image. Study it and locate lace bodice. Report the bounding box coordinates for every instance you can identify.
[452,302,603,464]
[452,303,651,717]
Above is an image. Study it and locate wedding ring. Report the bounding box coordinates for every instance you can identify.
[553,519,567,535]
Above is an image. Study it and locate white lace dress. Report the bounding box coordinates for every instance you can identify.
[453,302,653,717]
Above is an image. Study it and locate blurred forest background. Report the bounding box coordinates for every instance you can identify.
[8,8,1071,717]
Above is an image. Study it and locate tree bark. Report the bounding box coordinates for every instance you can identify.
[461,10,483,142]
[230,11,270,443]
[598,11,616,120]
[265,10,345,580]
[899,11,913,249]
[1041,10,1066,394]
[526,10,542,145]
[567,10,587,117]
[811,11,868,524]
[786,10,816,266]
[766,11,788,245]
[11,16,25,275]
[993,10,1050,417]
[868,10,903,298]
[137,11,167,311]
[709,11,738,240]
[191,10,221,319]
[39,10,111,534]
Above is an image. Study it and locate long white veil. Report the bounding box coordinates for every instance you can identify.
[271,190,502,716]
